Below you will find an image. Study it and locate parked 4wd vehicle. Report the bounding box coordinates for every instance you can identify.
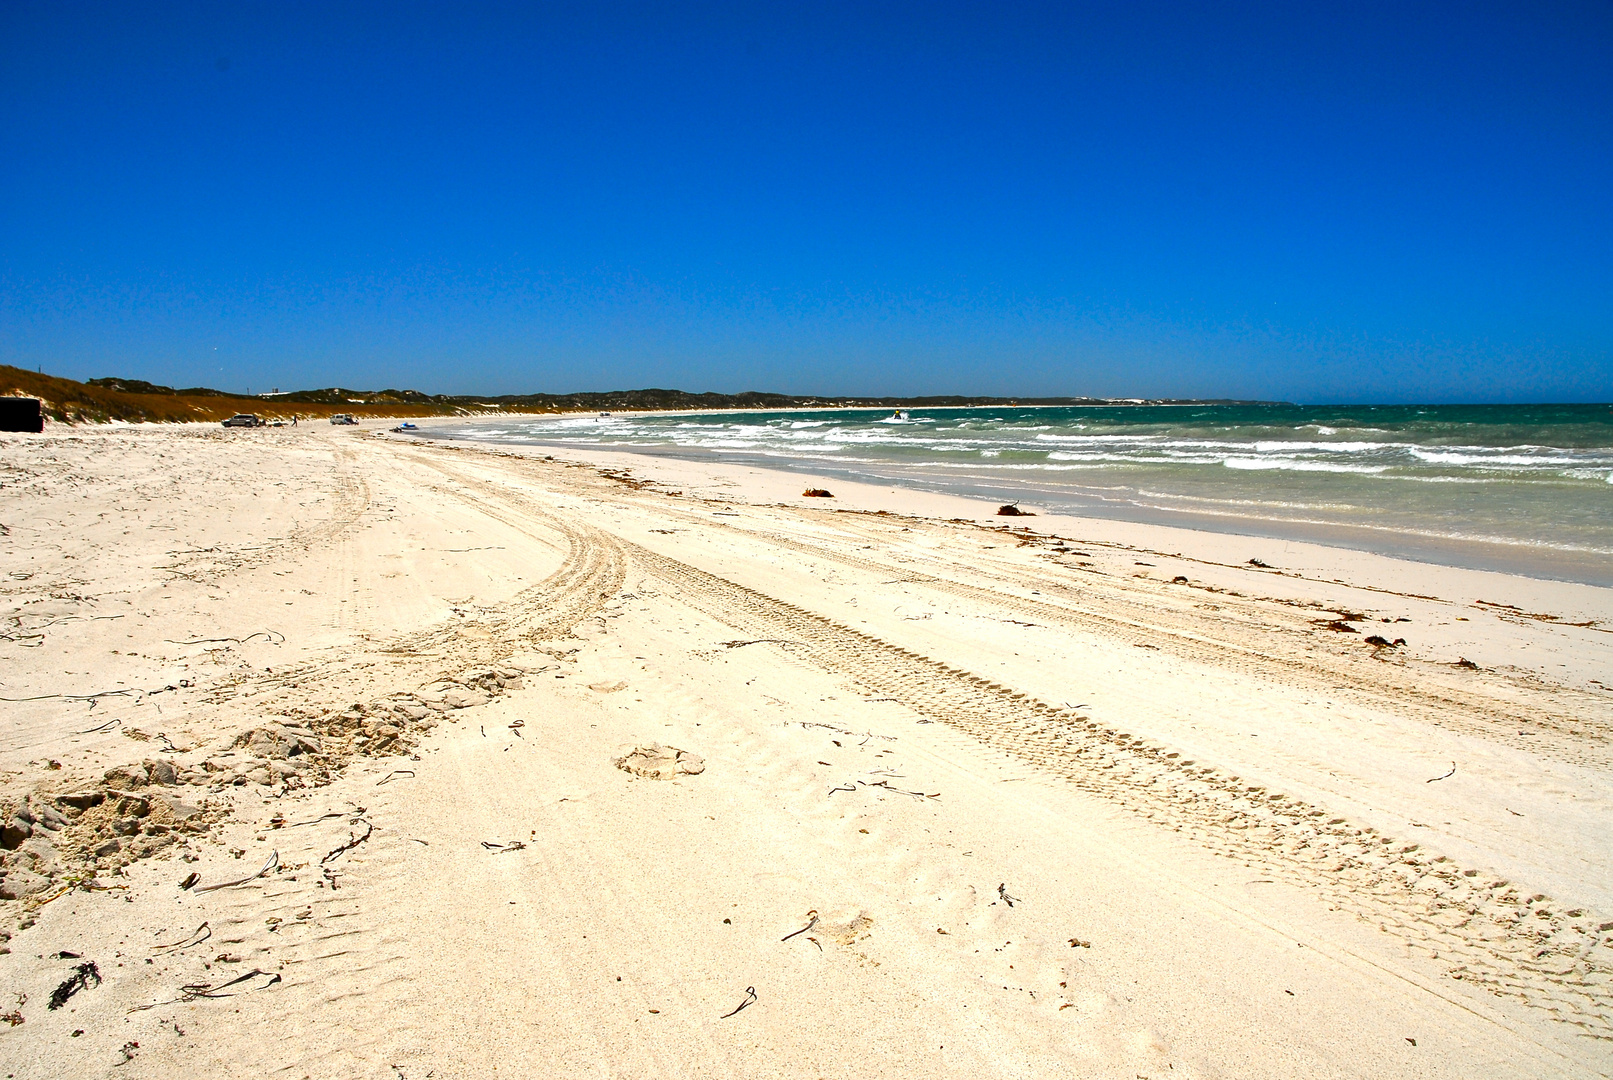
[221,413,264,428]
[329,413,359,425]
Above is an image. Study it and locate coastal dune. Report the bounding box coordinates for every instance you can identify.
[1,421,1610,1078]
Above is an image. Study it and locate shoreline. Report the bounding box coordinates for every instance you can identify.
[391,420,1613,684]
[409,414,1613,590]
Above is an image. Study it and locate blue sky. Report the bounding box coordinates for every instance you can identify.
[2,2,1610,402]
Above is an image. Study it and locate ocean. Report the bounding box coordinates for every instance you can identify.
[429,403,1613,584]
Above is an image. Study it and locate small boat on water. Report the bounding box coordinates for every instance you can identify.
[391,422,418,432]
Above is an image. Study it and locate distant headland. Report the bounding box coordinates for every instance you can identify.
[0,364,1280,425]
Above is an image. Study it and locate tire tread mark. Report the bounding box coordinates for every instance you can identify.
[637,508,1610,764]
[631,542,1613,1039]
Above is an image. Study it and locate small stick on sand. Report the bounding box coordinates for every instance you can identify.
[163,631,285,646]
[321,822,373,864]
[285,811,345,828]
[128,969,283,1014]
[151,922,210,952]
[781,911,819,941]
[181,969,283,1000]
[1426,762,1457,783]
[3,689,136,707]
[865,779,937,800]
[719,986,757,1019]
[195,851,279,892]
[798,721,896,741]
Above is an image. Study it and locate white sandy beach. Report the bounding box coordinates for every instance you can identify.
[1,418,1611,1079]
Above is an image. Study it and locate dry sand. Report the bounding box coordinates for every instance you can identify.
[1,419,1610,1079]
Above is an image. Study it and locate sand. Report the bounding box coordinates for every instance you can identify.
[0,418,1610,1079]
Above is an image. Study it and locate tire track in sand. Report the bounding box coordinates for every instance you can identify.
[629,542,1613,1040]
[628,503,1611,765]
[361,444,1613,1037]
[209,453,626,719]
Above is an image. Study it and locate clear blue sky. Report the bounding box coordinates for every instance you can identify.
[2,2,1610,402]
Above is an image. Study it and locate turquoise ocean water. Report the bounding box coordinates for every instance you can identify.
[431,404,1613,584]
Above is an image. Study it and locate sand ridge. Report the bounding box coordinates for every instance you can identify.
[0,422,1610,1078]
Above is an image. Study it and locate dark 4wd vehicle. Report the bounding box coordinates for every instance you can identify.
[221,413,264,427]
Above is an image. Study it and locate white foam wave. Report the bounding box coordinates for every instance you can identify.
[1047,451,1171,464]
[1250,440,1387,453]
[1409,447,1610,468]
[1034,432,1166,443]
[1222,458,1389,475]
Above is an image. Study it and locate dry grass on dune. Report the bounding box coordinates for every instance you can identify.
[0,365,459,424]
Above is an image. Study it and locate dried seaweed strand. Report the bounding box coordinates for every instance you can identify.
[719,986,757,1019]
[151,922,211,952]
[194,851,279,892]
[320,821,373,865]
